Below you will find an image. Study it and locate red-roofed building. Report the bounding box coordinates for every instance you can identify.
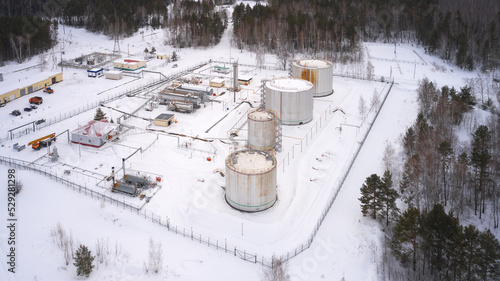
[113,58,146,71]
[71,120,121,147]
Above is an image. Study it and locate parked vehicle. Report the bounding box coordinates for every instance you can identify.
[172,64,178,68]
[43,87,54,94]
[0,103,6,107]
[32,137,56,150]
[35,119,46,125]
[29,96,43,105]
[10,110,21,116]
[24,107,32,112]
[30,105,38,109]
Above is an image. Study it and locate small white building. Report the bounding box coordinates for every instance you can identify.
[71,120,120,147]
[87,68,104,78]
[105,70,123,80]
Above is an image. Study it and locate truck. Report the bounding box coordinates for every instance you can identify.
[32,137,56,150]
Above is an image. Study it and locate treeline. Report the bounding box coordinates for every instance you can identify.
[0,0,168,37]
[392,204,500,280]
[232,0,500,70]
[0,16,54,63]
[359,76,500,279]
[165,0,227,48]
[62,0,168,37]
[400,78,500,221]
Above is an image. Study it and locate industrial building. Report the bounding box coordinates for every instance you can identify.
[265,77,314,125]
[1,72,63,105]
[225,149,277,212]
[238,75,253,85]
[291,59,333,97]
[113,58,147,71]
[87,68,104,78]
[154,113,175,127]
[209,78,225,88]
[71,120,120,147]
[105,70,123,80]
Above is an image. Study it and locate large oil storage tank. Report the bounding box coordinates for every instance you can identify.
[291,59,333,97]
[265,77,314,125]
[225,149,277,212]
[247,109,276,150]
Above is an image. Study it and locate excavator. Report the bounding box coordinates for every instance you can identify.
[29,133,56,150]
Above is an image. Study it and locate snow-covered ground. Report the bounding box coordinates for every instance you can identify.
[0,6,490,281]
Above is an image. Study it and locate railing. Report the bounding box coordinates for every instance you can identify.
[0,65,396,269]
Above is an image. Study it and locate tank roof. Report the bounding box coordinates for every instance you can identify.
[266,78,313,93]
[227,150,276,174]
[295,59,333,68]
[248,109,274,121]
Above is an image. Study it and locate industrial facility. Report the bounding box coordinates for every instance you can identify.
[264,77,314,125]
[291,59,333,97]
[157,82,212,113]
[1,72,63,105]
[225,149,277,212]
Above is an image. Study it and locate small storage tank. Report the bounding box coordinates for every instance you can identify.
[291,59,333,97]
[225,150,277,212]
[265,77,314,125]
[247,109,276,150]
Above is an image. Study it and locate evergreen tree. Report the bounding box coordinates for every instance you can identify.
[150,46,156,54]
[420,204,460,276]
[463,225,481,281]
[392,207,421,271]
[73,244,95,277]
[379,170,399,226]
[94,107,106,121]
[359,174,383,219]
[470,125,492,219]
[477,229,500,280]
[144,47,149,54]
[171,51,177,62]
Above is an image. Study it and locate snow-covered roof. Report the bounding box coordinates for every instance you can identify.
[238,75,252,81]
[248,109,273,121]
[155,113,175,120]
[88,68,103,72]
[210,78,225,83]
[72,120,119,138]
[266,77,313,92]
[295,59,333,69]
[228,150,276,174]
[114,58,145,65]
[106,70,123,75]
[1,71,62,94]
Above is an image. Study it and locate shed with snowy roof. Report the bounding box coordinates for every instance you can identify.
[71,120,120,147]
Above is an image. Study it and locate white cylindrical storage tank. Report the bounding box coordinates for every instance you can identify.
[247,109,276,150]
[291,59,333,97]
[225,150,277,212]
[265,77,313,125]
